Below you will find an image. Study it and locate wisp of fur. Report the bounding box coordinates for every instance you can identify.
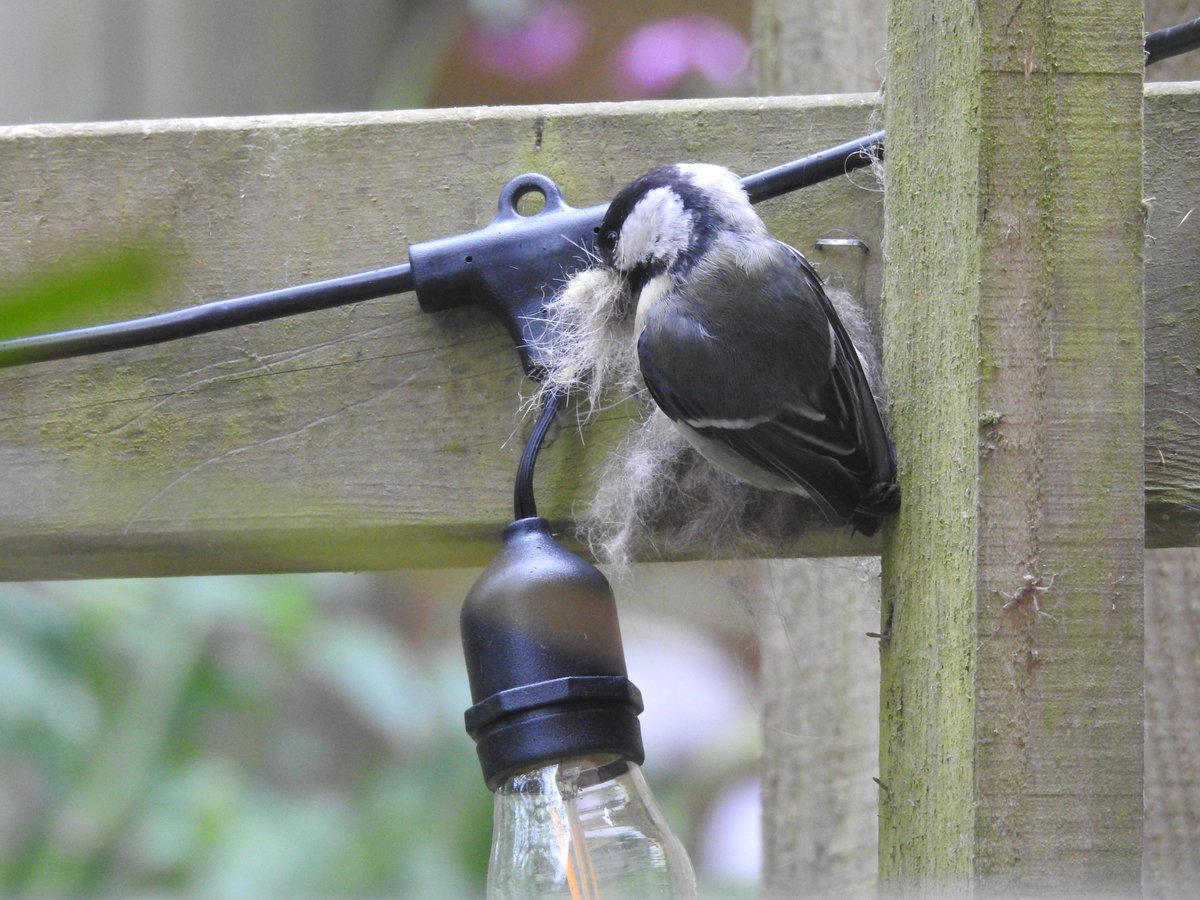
[530,258,882,567]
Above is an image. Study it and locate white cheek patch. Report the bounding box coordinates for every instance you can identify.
[616,187,693,271]
[676,163,743,204]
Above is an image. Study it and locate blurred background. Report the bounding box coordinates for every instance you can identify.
[0,0,758,124]
[0,2,768,897]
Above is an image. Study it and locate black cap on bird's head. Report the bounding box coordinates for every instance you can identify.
[597,164,765,293]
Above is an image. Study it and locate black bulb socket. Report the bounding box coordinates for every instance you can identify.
[461,517,644,790]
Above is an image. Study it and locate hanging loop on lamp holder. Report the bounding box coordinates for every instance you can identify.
[409,175,608,377]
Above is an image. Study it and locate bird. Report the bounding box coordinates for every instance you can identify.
[593,162,899,535]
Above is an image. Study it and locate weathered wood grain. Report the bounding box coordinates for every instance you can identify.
[1144,547,1200,896]
[753,0,886,95]
[877,1,981,887]
[0,96,883,578]
[1146,81,1200,546]
[880,0,1145,894]
[0,85,1197,579]
[754,557,881,897]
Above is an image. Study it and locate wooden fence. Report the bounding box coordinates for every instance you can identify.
[2,5,1197,892]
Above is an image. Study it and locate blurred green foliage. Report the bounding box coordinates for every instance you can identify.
[0,576,492,897]
[0,242,172,341]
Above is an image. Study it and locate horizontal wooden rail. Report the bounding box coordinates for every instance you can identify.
[0,85,1196,578]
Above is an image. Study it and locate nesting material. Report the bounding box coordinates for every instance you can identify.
[531,262,880,568]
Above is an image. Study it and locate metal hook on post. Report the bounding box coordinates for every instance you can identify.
[814,236,871,306]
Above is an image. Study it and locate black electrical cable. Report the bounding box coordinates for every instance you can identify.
[514,387,563,520]
[0,139,874,370]
[742,131,883,205]
[0,263,414,369]
[1146,17,1200,66]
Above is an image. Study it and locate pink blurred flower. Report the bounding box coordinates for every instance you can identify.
[465,1,589,83]
[613,14,750,98]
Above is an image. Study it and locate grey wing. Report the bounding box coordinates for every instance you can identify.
[778,244,899,523]
[637,241,898,530]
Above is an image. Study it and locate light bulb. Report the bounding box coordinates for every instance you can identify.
[460,517,697,898]
[487,755,696,899]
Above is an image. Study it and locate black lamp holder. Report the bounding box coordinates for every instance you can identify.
[460,513,644,790]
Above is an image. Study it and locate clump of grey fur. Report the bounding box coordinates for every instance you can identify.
[532,262,880,568]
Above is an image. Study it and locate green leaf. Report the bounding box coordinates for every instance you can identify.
[0,242,171,340]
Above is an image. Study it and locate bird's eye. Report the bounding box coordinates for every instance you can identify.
[597,229,620,266]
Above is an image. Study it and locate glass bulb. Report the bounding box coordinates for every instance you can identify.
[487,755,697,899]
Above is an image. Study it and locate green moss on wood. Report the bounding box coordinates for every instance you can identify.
[881,0,1144,893]
[879,0,982,889]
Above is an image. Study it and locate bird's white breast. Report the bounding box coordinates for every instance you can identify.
[633,271,674,339]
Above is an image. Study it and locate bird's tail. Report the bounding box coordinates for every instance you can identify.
[852,480,901,536]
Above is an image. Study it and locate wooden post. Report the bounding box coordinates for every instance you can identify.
[881,0,1144,893]
[753,0,885,96]
[753,558,882,896]
[751,1,887,892]
[1143,548,1200,895]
